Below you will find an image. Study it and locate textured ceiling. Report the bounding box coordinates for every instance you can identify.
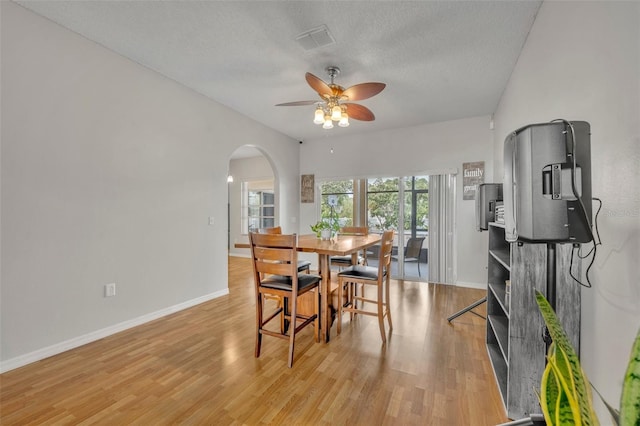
[16,0,541,144]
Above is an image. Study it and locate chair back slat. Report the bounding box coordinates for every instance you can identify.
[258,226,282,235]
[251,232,295,248]
[252,246,294,263]
[340,226,368,236]
[255,260,295,276]
[379,230,395,271]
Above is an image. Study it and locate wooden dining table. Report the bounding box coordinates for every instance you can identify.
[236,232,382,342]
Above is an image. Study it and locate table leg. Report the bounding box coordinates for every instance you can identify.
[319,254,331,342]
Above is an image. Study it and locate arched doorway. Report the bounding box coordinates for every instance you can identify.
[226,145,276,256]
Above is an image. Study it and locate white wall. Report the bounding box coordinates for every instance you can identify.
[299,115,494,287]
[492,1,640,418]
[0,2,299,368]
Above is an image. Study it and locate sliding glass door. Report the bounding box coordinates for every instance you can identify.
[401,176,429,280]
[319,173,452,283]
[366,176,429,281]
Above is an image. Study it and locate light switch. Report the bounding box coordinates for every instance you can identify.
[208,217,215,225]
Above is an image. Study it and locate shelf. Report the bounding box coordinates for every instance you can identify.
[489,221,505,229]
[487,343,508,404]
[490,248,511,271]
[488,314,509,361]
[486,222,581,420]
[488,282,509,317]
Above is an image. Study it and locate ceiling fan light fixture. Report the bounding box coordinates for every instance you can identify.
[331,104,342,121]
[313,106,325,124]
[278,66,385,130]
[338,112,350,127]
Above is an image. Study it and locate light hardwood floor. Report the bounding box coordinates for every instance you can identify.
[0,257,508,425]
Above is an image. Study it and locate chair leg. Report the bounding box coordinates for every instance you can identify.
[350,282,355,321]
[279,296,286,334]
[385,274,393,332]
[314,288,320,342]
[337,277,343,335]
[255,294,263,358]
[354,283,363,318]
[288,298,297,368]
[377,282,386,341]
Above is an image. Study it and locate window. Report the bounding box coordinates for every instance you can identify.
[320,179,354,227]
[366,176,428,236]
[366,177,400,232]
[241,179,274,233]
[406,176,429,237]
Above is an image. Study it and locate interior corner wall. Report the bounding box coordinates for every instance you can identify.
[492,1,640,417]
[0,2,298,368]
[299,115,494,288]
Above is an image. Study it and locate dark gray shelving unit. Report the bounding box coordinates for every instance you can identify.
[485,222,581,420]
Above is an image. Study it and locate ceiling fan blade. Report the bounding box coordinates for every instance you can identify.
[342,82,386,101]
[275,100,317,106]
[344,103,375,121]
[305,72,332,97]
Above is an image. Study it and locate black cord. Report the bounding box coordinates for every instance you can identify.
[592,197,602,245]
[569,197,602,288]
[550,119,600,288]
[584,242,596,288]
[578,197,603,258]
[570,244,592,288]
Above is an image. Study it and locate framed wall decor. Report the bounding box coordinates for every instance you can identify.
[301,174,314,203]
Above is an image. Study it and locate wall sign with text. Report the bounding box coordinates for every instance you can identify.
[463,161,485,200]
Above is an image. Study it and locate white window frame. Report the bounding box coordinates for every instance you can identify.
[241,179,275,234]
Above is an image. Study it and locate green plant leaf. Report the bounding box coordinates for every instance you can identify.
[541,346,561,425]
[535,290,599,426]
[620,328,640,426]
[555,383,577,425]
[549,345,583,424]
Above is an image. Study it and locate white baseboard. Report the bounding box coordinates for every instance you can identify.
[0,289,229,374]
[455,281,487,290]
[229,252,250,259]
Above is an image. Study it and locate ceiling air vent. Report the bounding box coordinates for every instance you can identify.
[295,25,335,51]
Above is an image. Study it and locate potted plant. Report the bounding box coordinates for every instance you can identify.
[310,220,340,240]
[535,290,640,425]
[310,194,343,240]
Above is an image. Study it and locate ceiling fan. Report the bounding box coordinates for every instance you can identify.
[276,66,385,129]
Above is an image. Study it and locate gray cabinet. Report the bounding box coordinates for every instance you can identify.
[486,222,581,420]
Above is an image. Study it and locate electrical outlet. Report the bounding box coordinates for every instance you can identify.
[208,216,215,225]
[105,283,116,297]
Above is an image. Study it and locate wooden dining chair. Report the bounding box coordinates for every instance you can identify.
[337,229,394,342]
[249,232,320,368]
[259,227,311,273]
[330,226,369,269]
